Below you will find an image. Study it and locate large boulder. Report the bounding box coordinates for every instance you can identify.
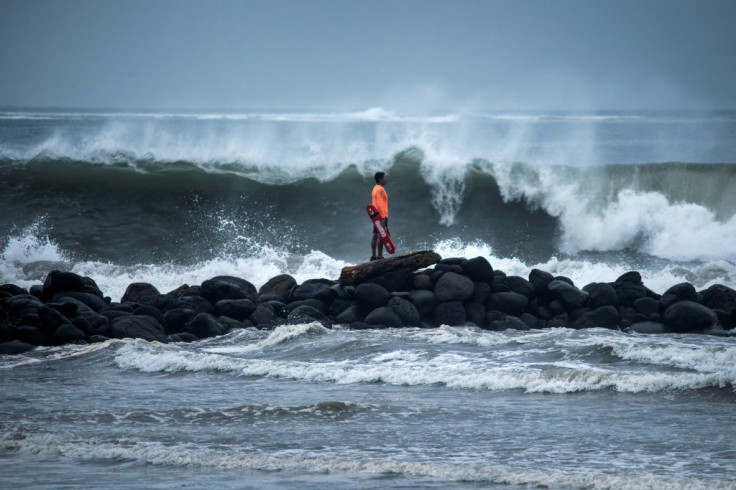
[355,283,391,312]
[258,274,297,301]
[287,305,332,328]
[52,291,107,312]
[111,315,167,342]
[573,306,620,330]
[388,296,421,327]
[43,270,104,299]
[335,305,362,324]
[0,340,36,355]
[367,269,414,292]
[215,299,256,321]
[582,283,619,309]
[548,280,587,309]
[364,307,403,328]
[163,308,197,334]
[701,284,736,315]
[52,324,88,345]
[185,313,226,339]
[465,302,486,327]
[486,312,529,331]
[659,283,698,310]
[200,279,248,304]
[504,276,535,299]
[435,301,466,326]
[250,304,278,328]
[434,272,475,303]
[73,312,111,337]
[633,297,660,318]
[529,269,554,298]
[460,256,493,283]
[121,283,161,304]
[410,289,437,320]
[488,292,528,316]
[610,281,647,307]
[663,301,718,333]
[210,276,258,301]
[290,283,334,304]
[626,321,669,335]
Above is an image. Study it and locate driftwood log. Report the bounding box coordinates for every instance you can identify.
[338,250,441,286]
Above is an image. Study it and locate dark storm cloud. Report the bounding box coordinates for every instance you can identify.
[0,0,734,110]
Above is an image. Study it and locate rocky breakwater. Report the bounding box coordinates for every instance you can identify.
[2,252,736,354]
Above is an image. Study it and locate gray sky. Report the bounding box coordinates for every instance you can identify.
[1,0,735,111]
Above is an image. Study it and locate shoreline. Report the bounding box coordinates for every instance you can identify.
[1,252,735,354]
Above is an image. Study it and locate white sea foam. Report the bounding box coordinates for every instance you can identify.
[204,323,329,354]
[113,340,734,393]
[1,430,732,489]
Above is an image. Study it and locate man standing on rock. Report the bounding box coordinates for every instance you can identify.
[370,171,389,261]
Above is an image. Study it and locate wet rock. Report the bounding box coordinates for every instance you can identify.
[548,280,587,309]
[714,309,735,330]
[488,292,528,316]
[52,291,107,312]
[0,340,35,355]
[121,283,161,304]
[355,283,391,312]
[175,295,215,315]
[504,276,535,299]
[0,284,27,297]
[336,305,362,324]
[465,302,486,327]
[215,299,256,321]
[288,305,332,328]
[364,307,403,328]
[200,279,249,304]
[413,273,433,290]
[633,297,660,318]
[73,312,110,337]
[615,271,643,285]
[529,269,554,298]
[460,256,494,283]
[410,289,437,320]
[38,305,71,333]
[43,270,103,299]
[519,313,539,329]
[582,283,619,309]
[250,303,278,328]
[659,283,697,310]
[434,272,475,303]
[486,312,529,331]
[573,306,620,330]
[52,324,87,345]
[218,316,248,331]
[470,281,491,305]
[367,269,413,292]
[610,281,647,306]
[111,315,167,342]
[388,296,421,326]
[168,332,199,343]
[290,282,334,304]
[185,313,226,339]
[210,276,259,301]
[435,301,466,326]
[17,326,49,345]
[164,308,197,334]
[626,321,669,335]
[258,274,297,301]
[328,299,354,318]
[88,335,111,343]
[663,301,718,333]
[701,284,736,315]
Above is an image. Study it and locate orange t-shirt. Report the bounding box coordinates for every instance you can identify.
[372,184,388,219]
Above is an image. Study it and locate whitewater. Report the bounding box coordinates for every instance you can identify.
[1,108,736,488]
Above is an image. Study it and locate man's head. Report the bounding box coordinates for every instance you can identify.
[374,171,387,185]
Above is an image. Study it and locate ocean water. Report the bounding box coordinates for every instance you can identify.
[1,108,735,488]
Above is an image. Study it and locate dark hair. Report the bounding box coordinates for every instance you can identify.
[374,171,385,183]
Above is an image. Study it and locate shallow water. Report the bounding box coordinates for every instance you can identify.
[2,325,734,489]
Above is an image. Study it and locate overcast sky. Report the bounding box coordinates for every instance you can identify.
[1,0,735,111]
